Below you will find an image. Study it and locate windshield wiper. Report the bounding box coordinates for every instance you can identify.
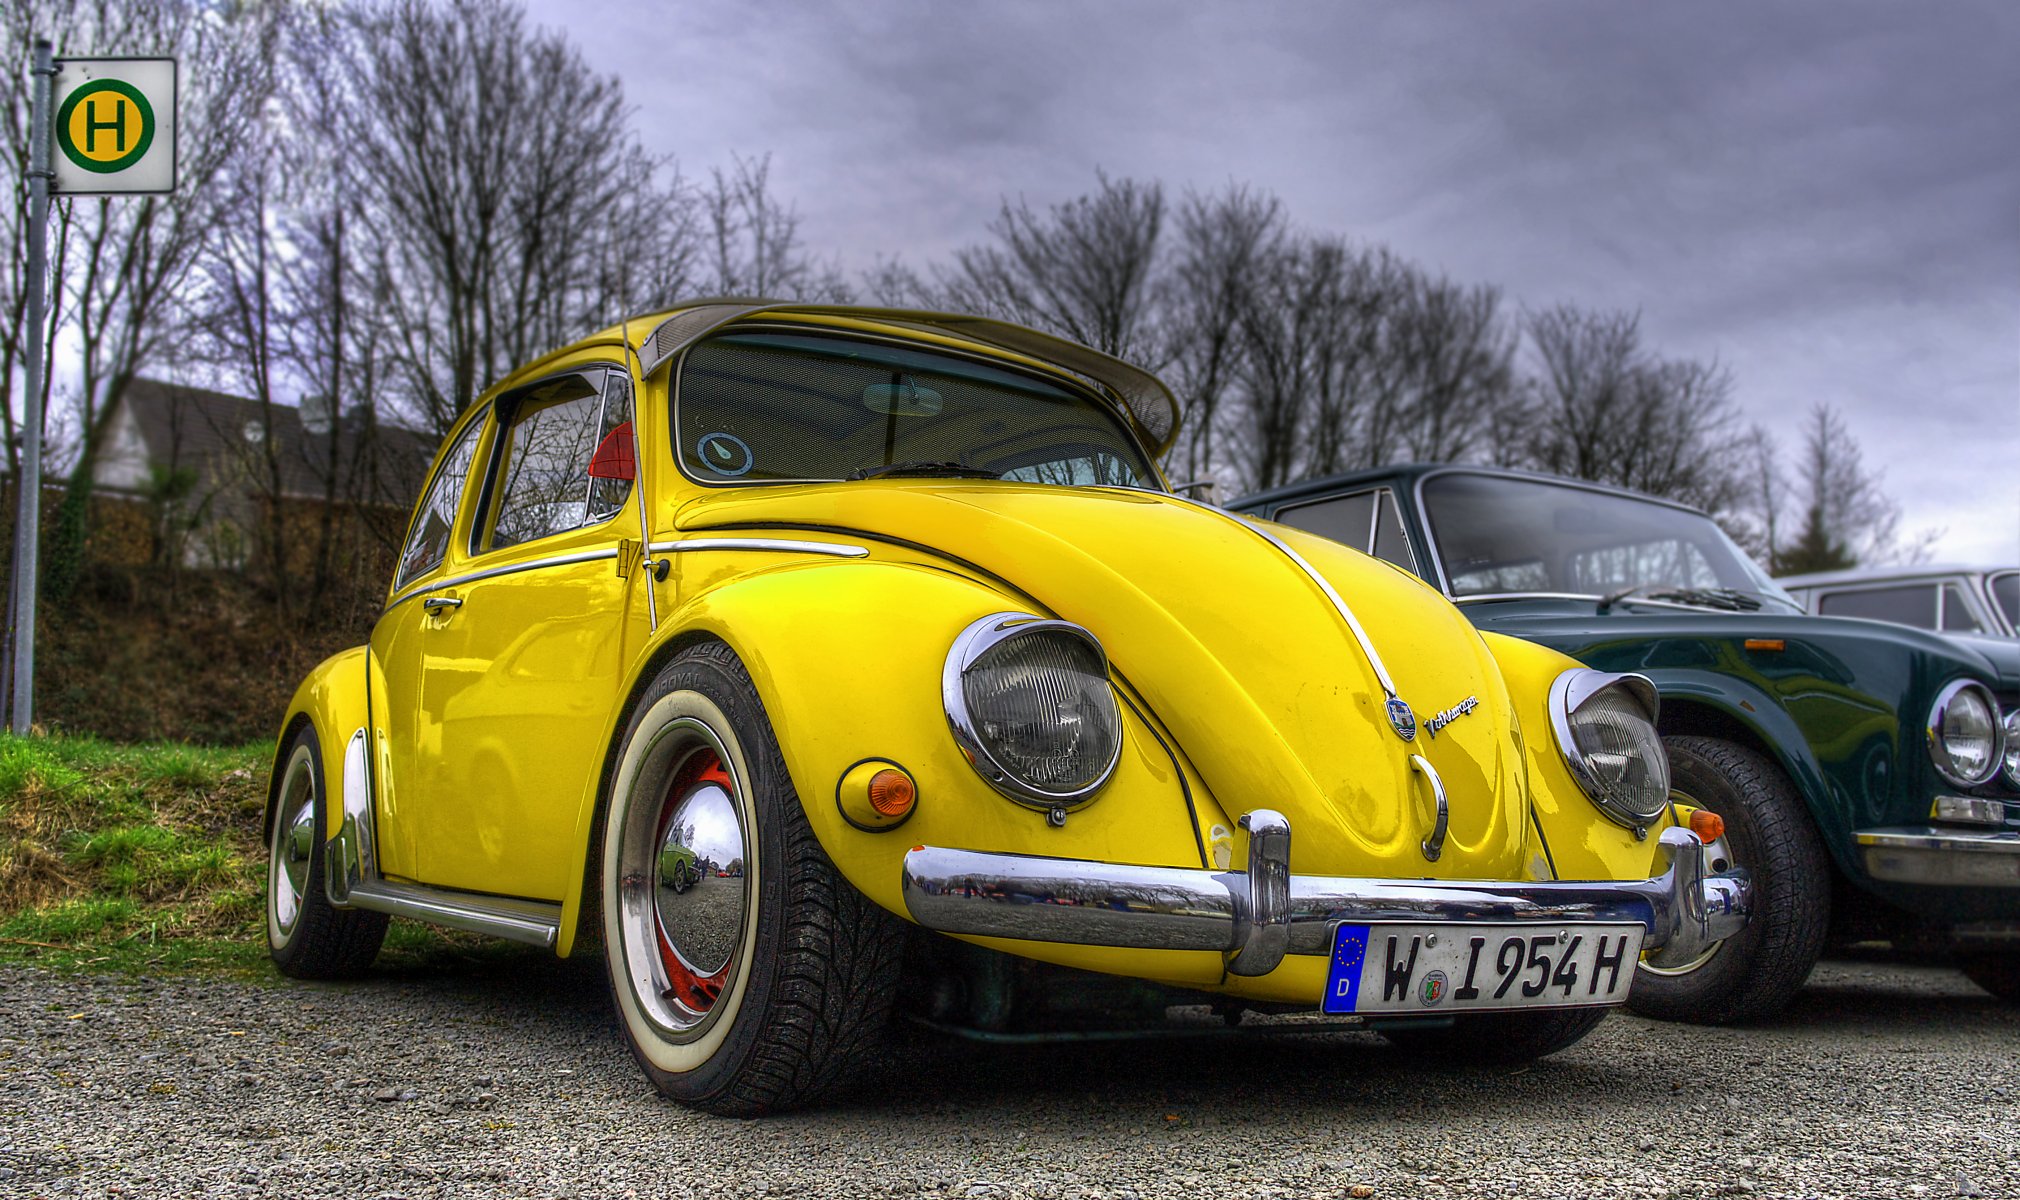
[846,461,1003,481]
[1597,584,1763,613]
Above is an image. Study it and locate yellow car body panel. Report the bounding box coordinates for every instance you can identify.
[273,646,371,844]
[281,303,1715,1011]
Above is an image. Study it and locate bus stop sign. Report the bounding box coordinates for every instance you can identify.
[51,57,176,195]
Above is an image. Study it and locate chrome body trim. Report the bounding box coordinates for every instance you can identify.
[387,547,621,611]
[420,595,463,614]
[1547,667,1669,829]
[1231,516,1400,700]
[324,728,375,905]
[1931,795,2010,827]
[902,822,1750,978]
[941,612,1123,810]
[648,537,871,559]
[1855,826,2020,888]
[345,880,561,948]
[1411,755,1449,862]
[1926,679,2005,789]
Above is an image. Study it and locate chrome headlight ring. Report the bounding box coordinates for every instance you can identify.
[943,612,1124,811]
[1927,680,2003,789]
[2002,708,2020,790]
[1548,668,1671,830]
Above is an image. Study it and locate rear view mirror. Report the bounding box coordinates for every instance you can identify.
[588,421,636,481]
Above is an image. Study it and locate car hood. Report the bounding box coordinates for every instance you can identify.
[676,482,1531,874]
[1462,597,2020,691]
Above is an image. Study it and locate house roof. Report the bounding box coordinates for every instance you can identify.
[117,378,435,508]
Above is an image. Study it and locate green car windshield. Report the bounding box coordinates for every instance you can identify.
[673,330,1157,488]
[1421,472,1800,612]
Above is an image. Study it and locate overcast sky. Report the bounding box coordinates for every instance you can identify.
[532,0,2019,564]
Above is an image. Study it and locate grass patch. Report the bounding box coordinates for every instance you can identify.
[0,732,562,978]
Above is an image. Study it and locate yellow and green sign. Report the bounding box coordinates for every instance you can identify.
[49,58,177,195]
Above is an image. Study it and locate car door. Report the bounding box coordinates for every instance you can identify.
[379,363,649,901]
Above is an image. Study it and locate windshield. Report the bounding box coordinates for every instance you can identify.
[673,330,1156,488]
[1421,472,1799,611]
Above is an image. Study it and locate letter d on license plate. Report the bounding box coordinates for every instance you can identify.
[1322,922,1644,1014]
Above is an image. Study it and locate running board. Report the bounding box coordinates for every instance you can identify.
[345,880,562,949]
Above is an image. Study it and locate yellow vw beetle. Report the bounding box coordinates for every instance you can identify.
[266,302,1750,1114]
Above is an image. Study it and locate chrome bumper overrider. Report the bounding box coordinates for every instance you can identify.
[1855,826,2020,888]
[901,810,1751,978]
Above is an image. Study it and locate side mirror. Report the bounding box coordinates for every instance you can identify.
[588,421,636,482]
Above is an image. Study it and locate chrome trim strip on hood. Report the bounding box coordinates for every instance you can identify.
[649,537,869,558]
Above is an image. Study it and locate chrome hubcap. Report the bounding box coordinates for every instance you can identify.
[269,749,316,937]
[617,718,753,1040]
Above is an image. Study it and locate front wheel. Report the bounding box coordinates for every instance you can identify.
[1627,735,1830,1024]
[1382,1006,1610,1063]
[266,727,387,979]
[599,641,904,1115]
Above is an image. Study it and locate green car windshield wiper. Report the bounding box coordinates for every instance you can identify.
[846,461,1003,481]
[1597,584,1762,613]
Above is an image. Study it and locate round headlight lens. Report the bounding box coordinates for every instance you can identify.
[1928,681,2001,788]
[1550,670,1671,828]
[946,614,1122,806]
[2003,709,2020,789]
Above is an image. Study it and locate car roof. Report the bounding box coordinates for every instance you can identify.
[1776,564,2017,589]
[539,299,1184,459]
[1233,462,1711,518]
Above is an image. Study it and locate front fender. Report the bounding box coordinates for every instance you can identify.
[554,558,1211,961]
[270,646,371,845]
[1479,632,1684,882]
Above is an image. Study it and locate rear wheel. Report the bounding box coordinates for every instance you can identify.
[599,641,904,1115]
[1382,1006,1609,1063]
[266,727,387,979]
[1958,953,2020,1003]
[1627,735,1830,1024]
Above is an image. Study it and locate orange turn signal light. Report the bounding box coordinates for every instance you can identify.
[1744,638,1785,652]
[868,770,916,817]
[836,760,918,831]
[1689,809,1726,844]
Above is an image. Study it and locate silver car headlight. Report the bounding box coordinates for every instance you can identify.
[1927,680,2002,788]
[1548,669,1670,829]
[2003,708,2020,789]
[944,613,1123,810]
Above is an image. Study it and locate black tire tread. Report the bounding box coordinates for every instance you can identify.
[1384,1005,1610,1064]
[1626,734,1830,1025]
[269,729,388,981]
[1958,953,2020,1003]
[616,640,904,1116]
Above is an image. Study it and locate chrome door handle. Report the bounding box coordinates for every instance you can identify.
[422,596,464,614]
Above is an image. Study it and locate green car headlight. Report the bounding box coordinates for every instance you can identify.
[1927,681,2002,789]
[944,613,1122,811]
[2003,708,2020,789]
[1549,669,1670,829]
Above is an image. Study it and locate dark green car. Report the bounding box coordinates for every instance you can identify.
[1235,465,2020,1022]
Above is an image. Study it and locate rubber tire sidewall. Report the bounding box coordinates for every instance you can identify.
[1627,735,1831,1025]
[266,726,387,979]
[602,681,766,1088]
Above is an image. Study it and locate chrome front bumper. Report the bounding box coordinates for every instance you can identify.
[1856,826,2020,888]
[901,810,1751,978]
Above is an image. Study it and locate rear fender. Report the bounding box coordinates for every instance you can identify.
[268,646,371,847]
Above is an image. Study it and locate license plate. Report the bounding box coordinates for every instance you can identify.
[1322,922,1644,1014]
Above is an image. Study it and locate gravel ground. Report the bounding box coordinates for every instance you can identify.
[0,953,2014,1200]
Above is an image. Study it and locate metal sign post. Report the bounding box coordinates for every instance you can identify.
[8,49,177,734]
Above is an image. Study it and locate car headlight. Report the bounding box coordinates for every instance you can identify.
[944,613,1123,810]
[1548,669,1670,829]
[2004,708,2020,789]
[1927,681,2003,788]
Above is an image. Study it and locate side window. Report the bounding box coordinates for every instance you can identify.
[1370,491,1418,574]
[588,372,635,523]
[1277,490,1377,552]
[1988,573,2018,628]
[396,409,486,589]
[1940,584,1985,634]
[482,370,626,553]
[1818,584,1937,629]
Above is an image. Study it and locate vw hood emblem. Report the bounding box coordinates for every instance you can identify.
[1386,698,1417,742]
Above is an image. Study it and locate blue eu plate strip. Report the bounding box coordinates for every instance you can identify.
[1324,924,1370,1014]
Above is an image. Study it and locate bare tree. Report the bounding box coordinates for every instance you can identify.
[1385,273,1515,464]
[1770,403,1935,573]
[701,154,847,302]
[333,0,691,435]
[1164,184,1283,482]
[937,172,1167,367]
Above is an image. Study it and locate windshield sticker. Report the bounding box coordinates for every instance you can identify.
[696,432,754,477]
